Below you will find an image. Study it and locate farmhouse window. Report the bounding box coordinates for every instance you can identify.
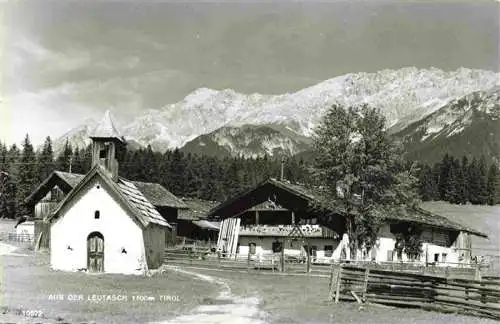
[272,241,283,253]
[387,250,393,261]
[94,210,100,219]
[324,245,333,257]
[249,243,256,255]
[434,253,439,262]
[441,253,447,263]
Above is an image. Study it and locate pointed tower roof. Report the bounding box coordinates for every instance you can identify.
[90,110,126,142]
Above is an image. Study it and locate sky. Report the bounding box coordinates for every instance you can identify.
[1,0,499,146]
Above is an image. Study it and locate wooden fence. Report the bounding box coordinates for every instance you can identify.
[163,248,489,279]
[328,265,500,320]
[0,232,34,243]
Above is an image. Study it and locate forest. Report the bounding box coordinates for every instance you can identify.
[0,136,310,219]
[0,134,499,219]
[417,153,500,206]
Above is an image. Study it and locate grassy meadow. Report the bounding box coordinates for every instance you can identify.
[0,251,219,323]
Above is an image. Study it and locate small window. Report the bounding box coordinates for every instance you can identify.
[249,243,256,255]
[94,210,100,219]
[324,245,333,257]
[303,245,317,257]
[387,250,393,261]
[442,253,447,263]
[272,240,283,253]
[434,253,439,262]
[99,149,107,159]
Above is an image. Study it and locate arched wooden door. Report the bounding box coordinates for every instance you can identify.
[87,232,104,272]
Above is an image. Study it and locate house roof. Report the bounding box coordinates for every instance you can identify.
[132,181,187,209]
[49,165,171,229]
[207,178,488,238]
[26,171,184,209]
[388,207,488,238]
[178,198,220,220]
[24,171,85,204]
[55,171,84,188]
[89,110,126,142]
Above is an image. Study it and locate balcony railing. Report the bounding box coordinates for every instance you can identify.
[238,224,333,238]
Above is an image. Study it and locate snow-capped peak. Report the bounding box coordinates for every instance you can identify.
[57,67,500,153]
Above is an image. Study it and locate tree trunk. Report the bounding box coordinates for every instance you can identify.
[347,215,356,260]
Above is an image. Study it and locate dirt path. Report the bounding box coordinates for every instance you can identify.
[0,241,30,256]
[151,265,269,324]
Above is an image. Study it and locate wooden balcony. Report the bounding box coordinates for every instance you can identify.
[238,224,339,239]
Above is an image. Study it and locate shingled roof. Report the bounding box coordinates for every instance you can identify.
[208,178,488,238]
[132,181,187,209]
[178,198,220,220]
[116,178,171,227]
[26,171,184,209]
[49,166,170,228]
[55,171,84,188]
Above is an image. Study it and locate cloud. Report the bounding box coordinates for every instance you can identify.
[5,66,185,146]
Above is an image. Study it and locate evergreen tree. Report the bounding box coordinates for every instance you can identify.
[438,154,452,200]
[477,156,489,204]
[418,164,438,201]
[468,157,481,204]
[443,158,459,204]
[36,136,56,182]
[169,148,186,196]
[17,135,38,216]
[459,156,469,204]
[454,157,467,204]
[486,164,499,205]
[184,153,201,197]
[56,140,73,172]
[0,144,20,219]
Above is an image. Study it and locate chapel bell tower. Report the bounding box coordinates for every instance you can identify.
[89,110,126,182]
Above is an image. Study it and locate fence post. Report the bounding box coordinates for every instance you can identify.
[328,265,339,301]
[218,251,221,270]
[247,252,251,272]
[362,267,370,302]
[335,266,342,303]
[281,242,285,272]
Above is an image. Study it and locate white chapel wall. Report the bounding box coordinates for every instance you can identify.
[50,178,146,274]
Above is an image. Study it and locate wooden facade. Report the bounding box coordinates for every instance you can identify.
[208,178,487,266]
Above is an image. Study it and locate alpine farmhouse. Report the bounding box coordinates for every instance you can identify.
[208,178,488,267]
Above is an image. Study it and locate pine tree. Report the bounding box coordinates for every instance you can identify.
[184,153,201,197]
[418,164,438,201]
[477,156,489,204]
[56,140,73,172]
[486,164,499,205]
[0,144,20,219]
[468,157,481,204]
[444,158,459,204]
[459,156,469,204]
[36,136,56,182]
[17,135,38,216]
[438,154,452,200]
[169,148,186,196]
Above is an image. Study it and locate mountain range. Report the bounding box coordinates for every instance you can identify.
[53,67,500,163]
